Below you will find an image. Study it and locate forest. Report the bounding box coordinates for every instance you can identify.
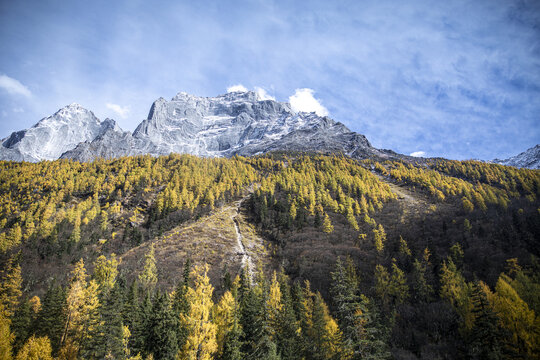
[0,152,539,359]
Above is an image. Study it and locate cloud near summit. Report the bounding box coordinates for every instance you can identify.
[227,84,248,93]
[289,89,328,117]
[106,103,130,119]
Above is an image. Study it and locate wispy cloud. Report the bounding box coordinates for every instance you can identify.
[410,151,426,157]
[289,88,328,116]
[227,84,248,93]
[0,74,31,97]
[106,103,130,118]
[0,0,538,160]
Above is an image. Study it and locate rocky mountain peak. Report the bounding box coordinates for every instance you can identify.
[3,90,397,163]
[493,144,540,169]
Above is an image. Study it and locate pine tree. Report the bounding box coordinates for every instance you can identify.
[411,258,433,303]
[136,291,153,358]
[11,298,32,353]
[172,259,191,350]
[439,259,474,331]
[92,281,126,359]
[467,281,504,360]
[35,282,66,356]
[222,317,243,360]
[146,291,178,360]
[240,285,266,358]
[310,292,345,360]
[123,280,143,357]
[274,274,301,360]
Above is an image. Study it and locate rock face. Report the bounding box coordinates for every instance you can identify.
[0,104,112,162]
[493,145,540,170]
[3,90,395,162]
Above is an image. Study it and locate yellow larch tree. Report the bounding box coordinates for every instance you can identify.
[213,290,236,358]
[179,265,217,360]
[267,271,283,337]
[15,335,53,360]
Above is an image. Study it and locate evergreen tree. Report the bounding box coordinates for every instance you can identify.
[467,281,504,360]
[222,317,243,360]
[35,282,66,355]
[332,258,389,359]
[240,286,265,357]
[136,291,154,358]
[310,292,345,360]
[172,259,191,350]
[11,298,32,353]
[123,280,142,354]
[92,281,126,359]
[147,291,178,360]
[411,258,434,303]
[274,272,301,360]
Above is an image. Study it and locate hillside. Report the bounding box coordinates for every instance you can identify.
[0,152,539,359]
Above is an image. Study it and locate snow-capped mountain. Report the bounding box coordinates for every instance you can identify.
[2,90,396,162]
[0,104,114,162]
[493,145,540,170]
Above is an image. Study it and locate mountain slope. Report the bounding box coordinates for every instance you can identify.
[0,103,112,162]
[493,144,540,169]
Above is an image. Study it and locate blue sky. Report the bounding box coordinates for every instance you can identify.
[0,0,539,160]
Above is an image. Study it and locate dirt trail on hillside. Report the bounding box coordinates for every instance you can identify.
[232,196,254,282]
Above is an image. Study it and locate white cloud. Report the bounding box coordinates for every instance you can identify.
[289,88,329,116]
[410,151,426,157]
[106,103,130,118]
[227,84,248,93]
[0,74,31,97]
[12,107,24,113]
[254,87,275,101]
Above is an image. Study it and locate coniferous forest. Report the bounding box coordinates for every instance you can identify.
[0,152,539,359]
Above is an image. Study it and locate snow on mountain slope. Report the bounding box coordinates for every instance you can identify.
[493,145,540,169]
[2,90,397,162]
[0,104,111,162]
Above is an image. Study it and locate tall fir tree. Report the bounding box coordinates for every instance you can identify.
[172,259,191,351]
[35,282,66,356]
[467,281,504,360]
[146,291,178,360]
